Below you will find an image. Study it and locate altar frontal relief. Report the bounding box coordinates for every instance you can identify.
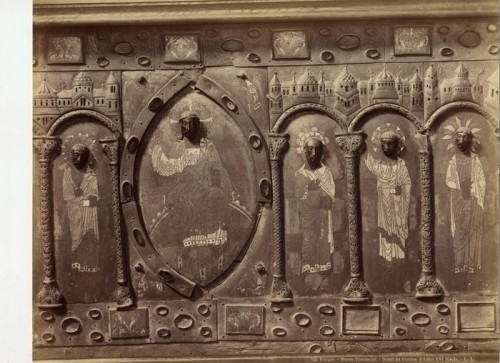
[138,93,258,286]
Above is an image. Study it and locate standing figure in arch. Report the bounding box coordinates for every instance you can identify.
[365,126,411,263]
[295,128,335,280]
[444,119,485,274]
[62,142,100,273]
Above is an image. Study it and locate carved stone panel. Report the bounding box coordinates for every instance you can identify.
[32,13,500,362]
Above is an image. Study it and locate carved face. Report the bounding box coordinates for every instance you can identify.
[380,132,399,158]
[180,115,201,142]
[303,138,323,170]
[70,144,90,170]
[454,130,472,153]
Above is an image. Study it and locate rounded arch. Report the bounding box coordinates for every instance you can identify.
[424,101,498,132]
[47,109,122,138]
[348,103,423,132]
[272,102,346,133]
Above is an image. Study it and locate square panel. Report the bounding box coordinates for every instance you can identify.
[272,30,309,59]
[225,305,265,335]
[47,36,84,64]
[110,308,149,339]
[163,34,201,63]
[457,302,496,332]
[342,305,381,335]
[394,26,431,56]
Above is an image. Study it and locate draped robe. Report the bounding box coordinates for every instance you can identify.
[62,165,99,272]
[295,163,335,273]
[365,154,411,261]
[446,153,485,273]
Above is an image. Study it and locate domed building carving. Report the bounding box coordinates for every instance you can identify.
[33,71,122,132]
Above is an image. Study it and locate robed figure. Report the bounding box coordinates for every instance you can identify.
[446,127,486,273]
[150,111,251,284]
[62,144,100,272]
[365,130,411,262]
[295,136,335,274]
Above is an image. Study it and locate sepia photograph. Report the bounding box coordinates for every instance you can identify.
[24,0,500,361]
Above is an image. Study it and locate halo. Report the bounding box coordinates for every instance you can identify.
[295,126,330,155]
[168,98,213,125]
[371,123,406,153]
[441,117,481,152]
[61,130,97,163]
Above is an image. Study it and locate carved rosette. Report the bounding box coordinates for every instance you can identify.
[33,136,65,308]
[336,132,371,303]
[100,138,134,309]
[415,135,444,298]
[268,132,293,303]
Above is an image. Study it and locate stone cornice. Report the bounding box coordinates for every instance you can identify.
[33,0,499,26]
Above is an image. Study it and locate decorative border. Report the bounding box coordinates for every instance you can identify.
[33,1,499,26]
[120,71,269,297]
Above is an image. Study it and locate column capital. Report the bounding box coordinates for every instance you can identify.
[268,132,290,161]
[33,136,60,161]
[335,131,365,157]
[99,138,120,164]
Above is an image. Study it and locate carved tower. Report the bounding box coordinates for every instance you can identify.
[424,63,440,120]
[410,69,423,112]
[268,71,283,115]
[334,66,361,116]
[452,63,473,101]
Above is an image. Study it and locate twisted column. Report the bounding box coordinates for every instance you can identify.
[268,132,293,303]
[33,136,64,308]
[336,132,371,303]
[100,139,134,309]
[415,132,444,298]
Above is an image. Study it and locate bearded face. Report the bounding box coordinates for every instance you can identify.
[303,138,323,170]
[180,116,201,142]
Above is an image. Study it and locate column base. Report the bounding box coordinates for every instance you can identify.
[271,276,293,303]
[116,285,134,309]
[415,274,444,299]
[343,277,371,303]
[38,281,64,309]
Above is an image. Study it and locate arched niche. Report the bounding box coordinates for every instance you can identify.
[426,102,499,295]
[355,105,423,295]
[271,103,348,297]
[120,73,268,299]
[44,110,123,304]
